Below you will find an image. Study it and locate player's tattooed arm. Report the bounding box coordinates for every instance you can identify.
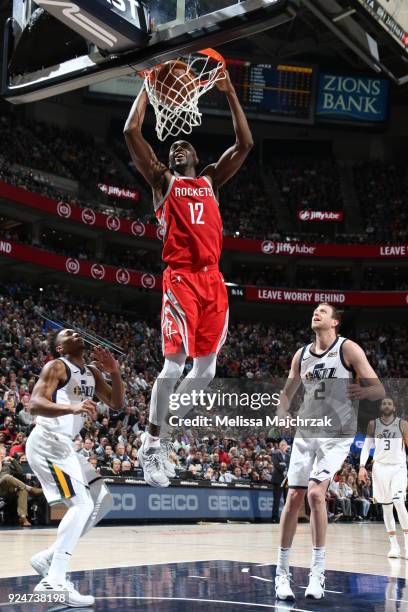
[89,347,124,411]
[400,420,408,447]
[277,348,302,418]
[202,70,253,189]
[343,340,385,401]
[29,360,97,418]
[358,420,375,482]
[124,88,170,192]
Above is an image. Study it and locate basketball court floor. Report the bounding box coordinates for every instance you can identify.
[1,522,407,611]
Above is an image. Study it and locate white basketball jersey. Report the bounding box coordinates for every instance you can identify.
[36,357,96,438]
[299,336,356,434]
[374,417,406,466]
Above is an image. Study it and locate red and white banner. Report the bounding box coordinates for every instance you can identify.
[1,181,408,260]
[0,239,406,307]
[297,210,344,222]
[97,183,140,201]
[0,240,161,290]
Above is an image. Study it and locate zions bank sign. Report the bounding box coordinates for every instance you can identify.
[316,73,389,122]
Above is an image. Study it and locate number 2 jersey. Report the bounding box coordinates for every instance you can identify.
[299,336,356,436]
[155,175,222,269]
[373,417,406,466]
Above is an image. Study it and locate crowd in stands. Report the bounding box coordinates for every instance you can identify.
[1,109,408,244]
[273,158,343,213]
[0,282,407,524]
[354,162,408,243]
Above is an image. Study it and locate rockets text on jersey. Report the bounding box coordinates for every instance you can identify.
[155,175,223,269]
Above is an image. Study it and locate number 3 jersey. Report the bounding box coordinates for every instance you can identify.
[155,175,222,269]
[299,336,356,436]
[374,417,406,466]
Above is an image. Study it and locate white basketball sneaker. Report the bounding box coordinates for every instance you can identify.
[34,577,95,607]
[305,571,325,599]
[388,545,401,558]
[30,550,52,578]
[160,439,177,479]
[275,571,295,601]
[138,433,170,487]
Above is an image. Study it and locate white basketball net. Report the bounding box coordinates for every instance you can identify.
[142,49,225,141]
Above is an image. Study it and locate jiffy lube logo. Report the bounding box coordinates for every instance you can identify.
[261,241,316,256]
[261,241,276,254]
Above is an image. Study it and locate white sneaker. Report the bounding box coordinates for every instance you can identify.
[388,546,401,558]
[160,439,177,479]
[305,572,325,599]
[138,434,169,487]
[34,577,95,607]
[275,571,295,601]
[30,550,52,578]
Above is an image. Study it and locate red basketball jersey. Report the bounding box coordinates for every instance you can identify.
[156,175,223,269]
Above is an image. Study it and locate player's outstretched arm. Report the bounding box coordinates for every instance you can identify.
[358,419,375,482]
[89,346,124,411]
[202,70,253,189]
[343,340,385,401]
[29,361,97,419]
[124,88,169,189]
[277,348,302,417]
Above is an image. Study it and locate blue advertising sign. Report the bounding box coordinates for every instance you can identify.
[351,433,374,457]
[104,484,274,521]
[316,73,389,122]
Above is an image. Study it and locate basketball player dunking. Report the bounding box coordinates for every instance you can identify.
[359,397,408,559]
[26,330,124,606]
[124,69,253,486]
[275,303,385,601]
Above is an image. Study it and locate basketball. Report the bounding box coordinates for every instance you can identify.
[153,60,196,107]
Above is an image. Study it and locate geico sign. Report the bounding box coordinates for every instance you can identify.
[208,495,250,511]
[148,494,198,511]
[258,496,273,512]
[111,492,136,511]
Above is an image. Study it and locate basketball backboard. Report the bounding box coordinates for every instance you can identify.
[2,0,296,104]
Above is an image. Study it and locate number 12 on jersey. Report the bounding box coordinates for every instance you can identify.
[188,202,205,224]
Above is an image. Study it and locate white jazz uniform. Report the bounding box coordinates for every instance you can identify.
[372,417,407,504]
[287,336,357,487]
[26,358,101,505]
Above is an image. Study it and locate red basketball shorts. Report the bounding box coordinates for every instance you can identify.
[161,265,229,358]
